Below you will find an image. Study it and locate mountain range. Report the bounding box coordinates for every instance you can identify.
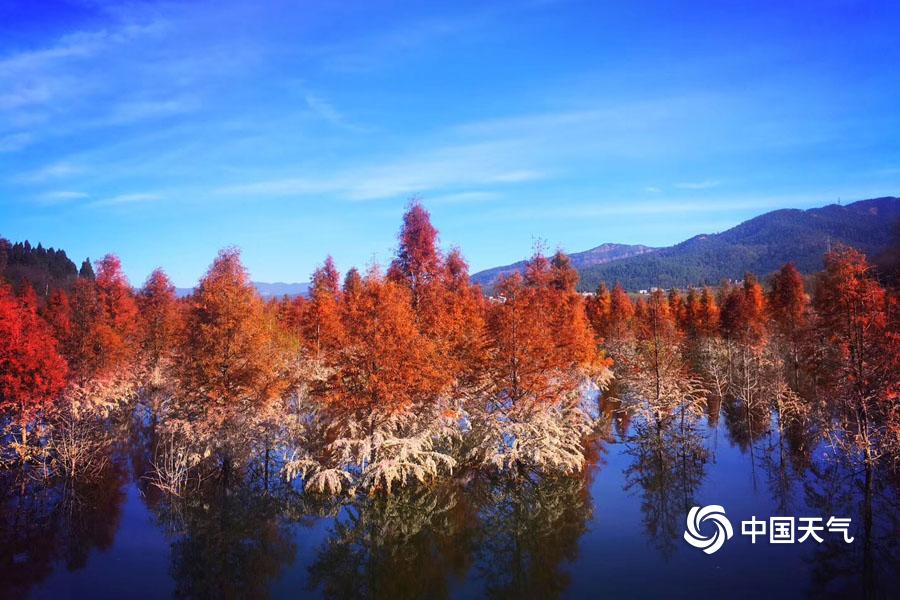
[472,196,899,291]
[470,243,656,288]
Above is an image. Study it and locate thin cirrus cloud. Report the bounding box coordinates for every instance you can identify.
[87,192,162,208]
[37,190,89,204]
[16,161,85,183]
[216,140,548,202]
[674,180,722,190]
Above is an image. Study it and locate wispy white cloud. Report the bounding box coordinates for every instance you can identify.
[216,140,548,201]
[105,97,201,125]
[674,179,721,190]
[17,161,85,183]
[88,192,162,208]
[427,191,501,205]
[303,93,366,132]
[37,190,90,204]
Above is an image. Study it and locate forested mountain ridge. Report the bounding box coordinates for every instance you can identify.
[473,196,898,291]
[471,242,656,287]
[578,196,898,290]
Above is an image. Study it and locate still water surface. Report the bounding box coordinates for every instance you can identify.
[5,397,897,599]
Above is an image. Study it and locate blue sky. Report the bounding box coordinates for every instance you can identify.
[2,0,899,287]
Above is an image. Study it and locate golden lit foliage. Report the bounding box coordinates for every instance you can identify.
[173,249,292,435]
[324,270,449,415]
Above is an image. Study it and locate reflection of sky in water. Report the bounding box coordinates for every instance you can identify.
[16,402,898,599]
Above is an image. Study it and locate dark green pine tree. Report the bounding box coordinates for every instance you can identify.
[79,258,95,280]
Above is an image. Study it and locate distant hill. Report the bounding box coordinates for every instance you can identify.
[578,196,899,290]
[175,281,309,298]
[471,243,656,287]
[471,196,899,292]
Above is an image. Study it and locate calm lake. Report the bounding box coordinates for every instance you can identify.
[4,395,897,599]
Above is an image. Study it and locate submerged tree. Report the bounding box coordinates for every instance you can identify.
[169,248,294,485]
[812,245,898,468]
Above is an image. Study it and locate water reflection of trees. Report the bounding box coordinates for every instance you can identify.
[623,407,707,557]
[149,475,298,599]
[307,481,476,599]
[803,456,899,598]
[473,472,593,600]
[0,455,126,598]
[303,468,596,600]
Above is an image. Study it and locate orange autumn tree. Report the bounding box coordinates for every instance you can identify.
[288,266,453,495]
[767,263,809,383]
[93,255,141,374]
[0,283,68,458]
[387,203,486,406]
[478,248,609,475]
[627,290,704,428]
[586,282,612,340]
[171,248,293,475]
[607,282,636,344]
[138,268,181,376]
[302,256,345,366]
[720,273,768,349]
[61,255,143,410]
[42,289,72,349]
[812,245,898,466]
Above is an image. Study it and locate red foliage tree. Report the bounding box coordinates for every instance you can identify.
[720,274,767,348]
[0,284,68,453]
[813,246,898,464]
[387,200,442,310]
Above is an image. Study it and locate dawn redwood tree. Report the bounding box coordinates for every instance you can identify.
[90,255,141,377]
[342,267,363,298]
[326,270,446,415]
[667,288,686,332]
[291,267,453,494]
[586,282,612,340]
[173,248,292,474]
[720,274,767,349]
[42,289,72,347]
[417,247,487,397]
[481,250,608,474]
[138,269,181,375]
[628,290,704,430]
[0,284,68,456]
[387,200,442,311]
[812,245,898,466]
[607,283,635,342]
[696,287,720,338]
[768,263,809,383]
[386,205,485,397]
[303,257,345,364]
